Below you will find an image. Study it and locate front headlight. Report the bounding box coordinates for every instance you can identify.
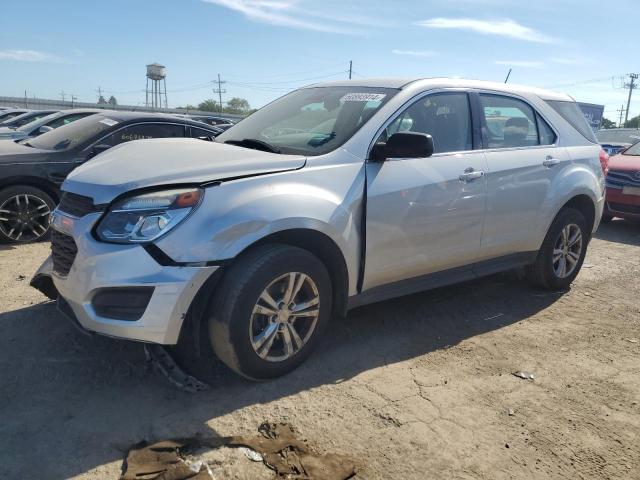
[95,188,203,243]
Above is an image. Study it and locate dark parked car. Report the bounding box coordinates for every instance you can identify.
[188,114,236,126]
[0,110,58,128]
[0,109,101,142]
[0,111,222,243]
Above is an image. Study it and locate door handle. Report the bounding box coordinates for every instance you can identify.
[543,156,561,168]
[459,167,485,182]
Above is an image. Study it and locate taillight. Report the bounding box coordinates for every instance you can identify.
[599,149,609,175]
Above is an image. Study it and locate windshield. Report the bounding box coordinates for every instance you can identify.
[596,129,640,144]
[28,115,117,150]
[623,141,640,156]
[8,112,53,128]
[216,86,398,156]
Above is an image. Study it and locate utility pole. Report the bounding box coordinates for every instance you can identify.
[617,105,626,127]
[213,74,226,113]
[60,90,66,103]
[504,68,512,83]
[623,73,638,125]
[71,94,77,108]
[349,60,352,80]
[24,90,28,108]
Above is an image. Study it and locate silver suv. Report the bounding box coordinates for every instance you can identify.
[33,78,605,380]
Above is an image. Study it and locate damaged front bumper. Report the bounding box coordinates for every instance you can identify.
[32,213,218,344]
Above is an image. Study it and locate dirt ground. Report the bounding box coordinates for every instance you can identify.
[1,220,639,480]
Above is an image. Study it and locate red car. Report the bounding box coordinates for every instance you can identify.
[603,141,640,222]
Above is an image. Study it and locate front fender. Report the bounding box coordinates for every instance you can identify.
[155,162,365,293]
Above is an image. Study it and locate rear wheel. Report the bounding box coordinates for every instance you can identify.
[0,185,55,244]
[525,208,589,290]
[208,244,332,380]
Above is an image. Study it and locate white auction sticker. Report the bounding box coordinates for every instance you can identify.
[99,118,119,127]
[340,93,387,102]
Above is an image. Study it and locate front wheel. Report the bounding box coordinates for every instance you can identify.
[208,244,332,380]
[0,185,55,244]
[525,207,589,290]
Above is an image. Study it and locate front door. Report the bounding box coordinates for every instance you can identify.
[363,91,488,290]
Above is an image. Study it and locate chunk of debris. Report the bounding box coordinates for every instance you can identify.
[625,338,638,344]
[239,446,263,462]
[143,344,209,393]
[120,423,357,480]
[508,408,515,416]
[513,371,535,380]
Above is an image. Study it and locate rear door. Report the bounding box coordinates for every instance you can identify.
[363,91,488,290]
[477,93,568,260]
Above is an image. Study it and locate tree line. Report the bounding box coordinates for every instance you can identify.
[179,97,255,115]
[601,115,640,129]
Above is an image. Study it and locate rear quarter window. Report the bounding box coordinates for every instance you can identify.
[546,100,597,143]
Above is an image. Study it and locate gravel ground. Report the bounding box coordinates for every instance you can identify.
[0,220,639,479]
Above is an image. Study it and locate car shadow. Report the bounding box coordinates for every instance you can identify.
[0,271,562,479]
[594,218,640,246]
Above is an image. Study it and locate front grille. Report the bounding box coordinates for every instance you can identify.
[606,169,640,189]
[51,230,78,276]
[607,202,640,215]
[58,192,96,218]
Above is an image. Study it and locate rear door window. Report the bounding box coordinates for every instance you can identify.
[480,94,539,149]
[100,123,186,147]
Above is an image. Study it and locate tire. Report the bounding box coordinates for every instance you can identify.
[208,244,332,380]
[0,185,56,244]
[525,207,589,290]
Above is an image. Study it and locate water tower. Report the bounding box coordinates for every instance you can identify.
[145,63,167,110]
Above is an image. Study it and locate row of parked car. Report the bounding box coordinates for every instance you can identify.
[0,107,236,243]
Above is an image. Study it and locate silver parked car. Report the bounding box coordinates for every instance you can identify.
[33,78,605,380]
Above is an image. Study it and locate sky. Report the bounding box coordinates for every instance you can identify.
[1,0,638,121]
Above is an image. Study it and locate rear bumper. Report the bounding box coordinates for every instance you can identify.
[38,212,218,344]
[605,188,640,219]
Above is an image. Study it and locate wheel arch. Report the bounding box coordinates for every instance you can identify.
[176,228,350,360]
[561,194,596,234]
[0,176,61,203]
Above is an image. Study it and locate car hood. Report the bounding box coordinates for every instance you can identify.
[0,140,49,160]
[607,153,640,172]
[63,138,307,204]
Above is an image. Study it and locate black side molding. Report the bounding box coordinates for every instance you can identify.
[349,251,537,309]
[144,244,226,268]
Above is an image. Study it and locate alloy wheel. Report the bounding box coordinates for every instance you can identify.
[249,272,320,362]
[552,223,582,278]
[0,194,51,242]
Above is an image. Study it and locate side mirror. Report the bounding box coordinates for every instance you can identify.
[92,144,112,155]
[37,125,54,135]
[88,144,112,159]
[370,132,434,162]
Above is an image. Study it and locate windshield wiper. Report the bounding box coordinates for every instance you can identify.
[224,138,281,154]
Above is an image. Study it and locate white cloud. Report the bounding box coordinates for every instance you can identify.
[392,49,437,57]
[417,18,554,43]
[202,0,366,34]
[495,60,544,68]
[0,49,66,62]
